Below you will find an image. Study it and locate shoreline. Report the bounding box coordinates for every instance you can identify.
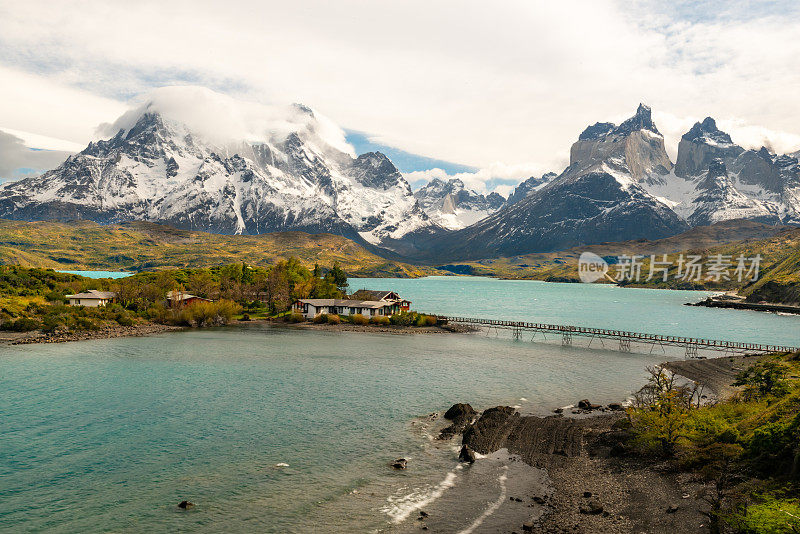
[0,318,473,347]
[421,353,759,533]
[1,323,185,346]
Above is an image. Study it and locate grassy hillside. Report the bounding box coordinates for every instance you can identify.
[0,220,436,278]
[448,220,800,298]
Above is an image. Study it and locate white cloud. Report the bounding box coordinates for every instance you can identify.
[0,0,799,189]
[405,162,545,195]
[98,86,354,156]
[0,130,71,179]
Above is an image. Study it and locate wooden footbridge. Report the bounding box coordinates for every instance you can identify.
[438,316,799,358]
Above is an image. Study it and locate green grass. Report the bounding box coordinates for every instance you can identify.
[0,219,436,278]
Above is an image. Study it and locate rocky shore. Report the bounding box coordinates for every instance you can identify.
[266,320,476,335]
[1,323,184,346]
[427,354,756,533]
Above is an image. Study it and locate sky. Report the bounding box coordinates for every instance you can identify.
[1,0,800,193]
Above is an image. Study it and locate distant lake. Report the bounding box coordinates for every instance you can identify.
[2,277,798,532]
[57,270,133,279]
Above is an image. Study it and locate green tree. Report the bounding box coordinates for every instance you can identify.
[734,361,790,399]
[324,261,348,293]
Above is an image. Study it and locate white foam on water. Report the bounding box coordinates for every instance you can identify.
[512,404,521,409]
[274,462,289,468]
[381,466,462,523]
[456,466,509,534]
[519,397,528,402]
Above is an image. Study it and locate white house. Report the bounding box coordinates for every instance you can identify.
[293,298,399,319]
[66,290,117,307]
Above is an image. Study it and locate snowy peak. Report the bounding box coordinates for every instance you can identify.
[615,103,660,136]
[0,86,436,251]
[414,177,505,230]
[505,172,556,205]
[674,117,743,178]
[569,103,672,184]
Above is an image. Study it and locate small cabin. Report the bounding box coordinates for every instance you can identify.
[166,291,212,307]
[66,290,117,307]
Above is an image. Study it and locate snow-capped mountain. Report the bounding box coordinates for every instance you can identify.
[413,177,505,230]
[0,87,437,251]
[645,117,800,225]
[504,172,556,206]
[418,105,690,260]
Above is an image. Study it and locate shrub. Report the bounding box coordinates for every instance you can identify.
[6,317,41,332]
[351,313,369,325]
[390,311,419,326]
[326,314,341,325]
[286,312,305,323]
[416,314,438,327]
[369,315,390,326]
[313,313,328,324]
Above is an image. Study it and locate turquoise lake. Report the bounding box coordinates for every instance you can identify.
[2,277,799,532]
[57,270,133,279]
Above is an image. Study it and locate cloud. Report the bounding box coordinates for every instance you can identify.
[98,86,354,155]
[405,162,545,195]
[0,130,71,180]
[0,0,799,190]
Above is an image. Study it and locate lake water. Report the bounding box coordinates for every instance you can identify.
[2,277,798,532]
[57,270,133,279]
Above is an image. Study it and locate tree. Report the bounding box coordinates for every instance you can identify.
[324,261,348,293]
[734,361,790,399]
[628,365,700,455]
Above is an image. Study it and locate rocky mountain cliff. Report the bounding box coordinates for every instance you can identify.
[646,117,800,225]
[413,177,505,230]
[504,173,556,206]
[0,88,438,253]
[416,105,690,260]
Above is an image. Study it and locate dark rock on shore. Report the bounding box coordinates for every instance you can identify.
[462,406,583,464]
[177,500,194,509]
[438,403,477,440]
[577,399,591,409]
[459,444,476,464]
[391,458,407,469]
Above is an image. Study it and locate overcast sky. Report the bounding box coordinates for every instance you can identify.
[1,0,799,193]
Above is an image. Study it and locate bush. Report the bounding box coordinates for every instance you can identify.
[4,317,42,332]
[286,312,305,323]
[370,315,391,325]
[313,313,328,324]
[416,314,438,327]
[326,314,341,325]
[351,313,369,325]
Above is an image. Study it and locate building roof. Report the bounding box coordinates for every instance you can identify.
[66,290,117,299]
[166,291,211,302]
[349,290,401,302]
[297,298,396,309]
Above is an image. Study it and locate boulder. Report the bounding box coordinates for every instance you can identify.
[438,403,478,440]
[577,399,592,409]
[444,403,476,421]
[177,500,194,509]
[607,403,624,411]
[522,522,535,532]
[589,404,602,411]
[391,458,407,469]
[667,504,679,514]
[459,444,477,464]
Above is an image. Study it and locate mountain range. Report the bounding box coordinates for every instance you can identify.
[1,88,798,263]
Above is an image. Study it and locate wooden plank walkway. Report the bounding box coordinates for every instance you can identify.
[439,316,800,357]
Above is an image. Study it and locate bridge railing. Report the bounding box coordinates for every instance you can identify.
[438,316,799,354]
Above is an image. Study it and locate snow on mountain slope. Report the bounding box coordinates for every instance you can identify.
[413,177,505,230]
[504,172,556,206]
[416,104,689,261]
[644,117,800,225]
[0,87,436,250]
